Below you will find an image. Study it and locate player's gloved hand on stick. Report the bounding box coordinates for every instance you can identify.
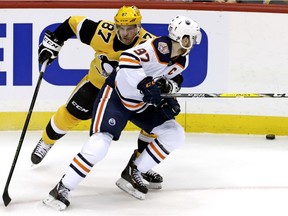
[155,77,180,94]
[38,30,64,65]
[137,76,162,106]
[160,98,181,120]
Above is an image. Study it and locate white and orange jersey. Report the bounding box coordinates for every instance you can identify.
[115,36,188,112]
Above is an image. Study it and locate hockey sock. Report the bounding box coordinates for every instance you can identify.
[42,105,81,144]
[135,139,169,173]
[137,130,157,153]
[62,153,93,190]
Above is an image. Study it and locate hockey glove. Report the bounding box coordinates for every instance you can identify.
[160,98,181,120]
[137,76,162,106]
[156,78,180,94]
[38,30,64,65]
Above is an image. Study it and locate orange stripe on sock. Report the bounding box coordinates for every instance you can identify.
[150,142,165,160]
[73,157,90,173]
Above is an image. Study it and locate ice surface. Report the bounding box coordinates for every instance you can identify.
[1,131,288,216]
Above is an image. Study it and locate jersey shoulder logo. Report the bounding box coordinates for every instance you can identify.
[157,42,169,55]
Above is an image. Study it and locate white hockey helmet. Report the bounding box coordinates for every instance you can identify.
[168,15,202,54]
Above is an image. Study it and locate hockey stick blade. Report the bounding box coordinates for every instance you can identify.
[2,190,11,206]
[2,60,48,207]
[161,93,288,98]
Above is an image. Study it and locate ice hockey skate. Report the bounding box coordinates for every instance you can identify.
[119,150,163,189]
[142,169,163,189]
[116,150,151,200]
[116,162,148,200]
[42,179,70,211]
[31,138,52,164]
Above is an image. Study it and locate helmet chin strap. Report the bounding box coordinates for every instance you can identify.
[179,37,195,56]
[181,48,191,57]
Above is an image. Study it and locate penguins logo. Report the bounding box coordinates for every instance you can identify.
[99,55,118,77]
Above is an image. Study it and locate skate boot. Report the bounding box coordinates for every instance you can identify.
[142,169,163,189]
[31,138,52,164]
[116,152,148,200]
[128,150,164,189]
[43,179,70,211]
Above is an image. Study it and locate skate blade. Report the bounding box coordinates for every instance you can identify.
[115,178,146,200]
[31,163,38,167]
[146,182,162,190]
[42,195,68,211]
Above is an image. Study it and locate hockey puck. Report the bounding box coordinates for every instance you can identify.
[266,134,275,140]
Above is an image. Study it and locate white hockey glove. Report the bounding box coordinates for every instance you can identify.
[38,30,63,65]
[155,78,180,94]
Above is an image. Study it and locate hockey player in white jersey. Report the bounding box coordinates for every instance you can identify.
[31,6,164,189]
[43,15,202,210]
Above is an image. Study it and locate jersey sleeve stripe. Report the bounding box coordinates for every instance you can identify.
[115,84,145,111]
[115,83,143,103]
[119,65,142,69]
[119,57,140,65]
[121,51,140,61]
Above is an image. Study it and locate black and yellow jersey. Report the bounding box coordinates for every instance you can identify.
[53,16,155,89]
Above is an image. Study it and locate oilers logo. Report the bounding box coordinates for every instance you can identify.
[108,118,116,126]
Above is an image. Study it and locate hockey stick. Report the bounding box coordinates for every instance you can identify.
[161,93,288,98]
[2,60,48,207]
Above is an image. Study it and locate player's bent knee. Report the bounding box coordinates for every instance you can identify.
[81,132,113,164]
[152,120,185,152]
[139,130,156,143]
[54,105,82,131]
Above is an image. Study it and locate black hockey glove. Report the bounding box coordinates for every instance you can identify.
[160,98,181,120]
[137,76,161,106]
[156,78,180,94]
[38,30,64,65]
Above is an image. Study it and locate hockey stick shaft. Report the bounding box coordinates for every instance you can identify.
[2,60,48,207]
[161,93,288,98]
